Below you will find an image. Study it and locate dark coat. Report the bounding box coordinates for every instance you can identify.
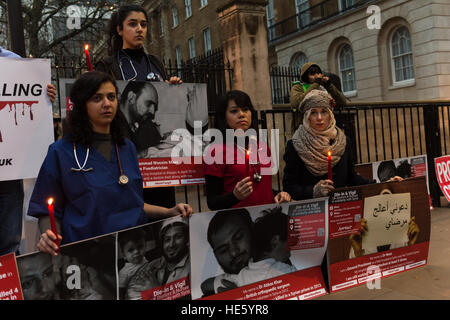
[282,136,370,200]
[95,53,168,81]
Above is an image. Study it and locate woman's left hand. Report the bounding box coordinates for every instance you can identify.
[47,84,56,103]
[387,176,404,182]
[166,76,183,85]
[274,191,291,204]
[168,203,193,218]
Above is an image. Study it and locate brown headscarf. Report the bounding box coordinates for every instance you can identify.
[292,90,346,176]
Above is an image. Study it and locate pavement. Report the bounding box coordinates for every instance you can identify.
[317,206,450,300]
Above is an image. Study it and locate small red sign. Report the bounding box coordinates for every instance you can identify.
[0,253,23,300]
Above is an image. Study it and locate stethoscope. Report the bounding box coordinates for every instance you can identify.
[70,143,129,186]
[117,50,160,82]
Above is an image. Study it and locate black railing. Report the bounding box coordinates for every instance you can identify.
[268,0,377,43]
[165,48,233,113]
[270,66,300,105]
[260,101,450,207]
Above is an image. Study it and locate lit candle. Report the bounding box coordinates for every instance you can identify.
[84,44,93,71]
[328,151,332,181]
[246,149,251,178]
[47,198,60,247]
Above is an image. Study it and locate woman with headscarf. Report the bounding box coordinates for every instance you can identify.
[283,89,368,200]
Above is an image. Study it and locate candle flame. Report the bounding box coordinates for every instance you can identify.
[328,151,332,157]
[47,198,54,205]
[84,44,90,51]
[246,150,250,156]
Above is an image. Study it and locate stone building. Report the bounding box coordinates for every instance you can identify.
[267,0,450,101]
[143,0,226,65]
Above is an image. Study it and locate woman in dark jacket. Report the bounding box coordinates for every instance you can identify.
[95,4,181,209]
[283,89,369,200]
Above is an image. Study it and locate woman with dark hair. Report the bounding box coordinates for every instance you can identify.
[203,90,291,210]
[95,4,180,84]
[28,71,192,256]
[95,4,181,209]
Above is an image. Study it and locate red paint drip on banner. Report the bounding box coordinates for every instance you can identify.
[0,101,38,143]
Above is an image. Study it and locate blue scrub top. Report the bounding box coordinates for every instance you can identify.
[28,137,148,244]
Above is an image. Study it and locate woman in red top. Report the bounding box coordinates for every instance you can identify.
[204,90,291,210]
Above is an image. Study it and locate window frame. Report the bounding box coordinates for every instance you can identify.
[337,43,357,95]
[390,26,415,85]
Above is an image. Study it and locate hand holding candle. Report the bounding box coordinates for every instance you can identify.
[84,44,93,71]
[47,198,61,248]
[328,151,332,181]
[246,149,251,178]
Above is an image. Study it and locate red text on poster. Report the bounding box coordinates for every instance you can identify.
[201,267,327,300]
[329,241,429,293]
[139,157,205,187]
[435,156,450,201]
[141,276,190,300]
[0,253,23,300]
[329,190,362,240]
[287,201,326,250]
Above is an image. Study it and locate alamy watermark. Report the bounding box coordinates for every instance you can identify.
[169,121,280,175]
[367,5,381,30]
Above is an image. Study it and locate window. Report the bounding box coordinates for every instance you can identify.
[160,17,164,36]
[266,0,275,41]
[200,0,208,8]
[203,27,211,54]
[339,0,355,11]
[295,0,310,29]
[175,46,182,77]
[391,26,415,83]
[172,7,178,27]
[185,0,192,18]
[338,44,356,93]
[290,52,307,70]
[188,37,196,59]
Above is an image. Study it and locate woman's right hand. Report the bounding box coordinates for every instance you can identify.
[233,176,253,200]
[37,229,62,256]
[313,179,334,197]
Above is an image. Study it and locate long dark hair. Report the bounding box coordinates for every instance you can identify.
[214,90,259,136]
[107,4,149,55]
[67,71,126,146]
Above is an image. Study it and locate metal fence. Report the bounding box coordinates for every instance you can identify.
[49,49,233,213]
[270,66,300,105]
[164,48,233,113]
[260,101,450,207]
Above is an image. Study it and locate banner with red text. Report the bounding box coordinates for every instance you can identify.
[327,177,430,293]
[189,200,329,300]
[0,253,23,300]
[59,79,208,187]
[435,155,450,202]
[0,58,53,181]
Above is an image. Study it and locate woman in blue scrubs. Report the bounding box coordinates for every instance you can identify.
[28,71,192,256]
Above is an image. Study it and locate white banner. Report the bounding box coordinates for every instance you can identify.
[0,58,53,181]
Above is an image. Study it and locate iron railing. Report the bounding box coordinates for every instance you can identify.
[260,101,450,207]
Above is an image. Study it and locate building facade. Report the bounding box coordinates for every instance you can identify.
[268,0,450,102]
[144,0,228,65]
